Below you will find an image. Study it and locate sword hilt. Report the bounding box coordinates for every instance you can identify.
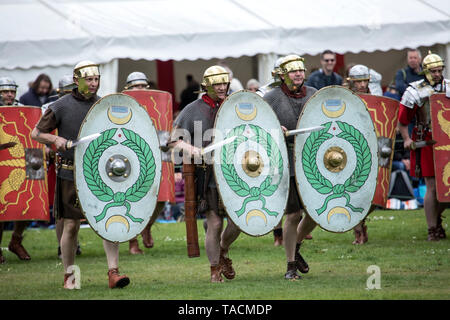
[65,140,73,150]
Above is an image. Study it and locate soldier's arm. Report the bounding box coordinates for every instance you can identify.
[397,103,415,150]
[168,125,201,158]
[31,128,68,152]
[31,108,68,151]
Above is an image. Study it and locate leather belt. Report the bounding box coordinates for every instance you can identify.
[57,157,74,171]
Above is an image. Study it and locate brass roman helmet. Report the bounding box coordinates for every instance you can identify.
[73,60,100,97]
[422,51,445,85]
[201,65,230,100]
[73,60,100,79]
[279,54,306,91]
[279,54,306,74]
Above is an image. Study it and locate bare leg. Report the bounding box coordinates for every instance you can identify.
[13,221,28,235]
[205,209,223,266]
[56,218,63,245]
[424,177,439,228]
[284,211,302,262]
[273,219,283,246]
[219,218,240,255]
[103,240,119,269]
[60,218,80,272]
[296,213,317,243]
[141,201,164,248]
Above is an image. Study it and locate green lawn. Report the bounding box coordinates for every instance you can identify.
[0,208,449,300]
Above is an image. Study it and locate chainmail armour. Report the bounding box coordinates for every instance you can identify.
[49,91,99,181]
[263,86,317,176]
[173,98,219,187]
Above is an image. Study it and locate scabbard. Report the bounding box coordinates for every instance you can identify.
[414,146,421,178]
[183,163,200,258]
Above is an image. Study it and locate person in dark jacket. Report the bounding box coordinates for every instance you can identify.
[19,73,56,107]
[179,74,199,111]
[394,49,425,97]
[305,50,342,90]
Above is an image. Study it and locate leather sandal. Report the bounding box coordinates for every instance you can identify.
[427,227,440,241]
[8,233,31,260]
[273,228,283,246]
[437,215,446,239]
[108,268,130,288]
[295,243,309,274]
[210,265,224,283]
[285,261,302,280]
[219,248,235,280]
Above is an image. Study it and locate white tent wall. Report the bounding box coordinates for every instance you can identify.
[3,0,448,104]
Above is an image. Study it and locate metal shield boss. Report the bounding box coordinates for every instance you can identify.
[359,94,399,208]
[294,86,378,233]
[213,91,289,236]
[430,93,450,202]
[74,94,161,242]
[123,89,175,203]
[0,105,49,222]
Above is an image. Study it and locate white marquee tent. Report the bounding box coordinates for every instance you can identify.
[1,0,449,97]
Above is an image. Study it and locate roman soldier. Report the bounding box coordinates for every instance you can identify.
[398,51,449,241]
[263,55,317,280]
[170,66,241,282]
[32,61,130,289]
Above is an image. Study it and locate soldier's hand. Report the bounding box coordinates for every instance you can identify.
[190,146,202,158]
[403,138,414,150]
[53,136,67,152]
[402,159,411,171]
[281,126,287,133]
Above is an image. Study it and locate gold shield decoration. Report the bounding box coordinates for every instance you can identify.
[0,105,49,222]
[430,93,450,202]
[359,94,399,208]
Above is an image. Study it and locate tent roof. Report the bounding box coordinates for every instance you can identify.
[2,0,449,70]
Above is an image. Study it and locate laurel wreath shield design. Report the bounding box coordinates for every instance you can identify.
[220,124,283,217]
[82,128,156,225]
[302,121,372,214]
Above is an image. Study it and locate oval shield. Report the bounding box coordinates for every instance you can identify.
[359,94,399,208]
[294,86,378,233]
[123,89,175,203]
[213,91,289,237]
[0,105,49,222]
[74,94,162,242]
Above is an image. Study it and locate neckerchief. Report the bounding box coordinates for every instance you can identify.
[202,93,223,109]
[281,83,306,98]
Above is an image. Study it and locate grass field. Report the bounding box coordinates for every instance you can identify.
[0,208,449,300]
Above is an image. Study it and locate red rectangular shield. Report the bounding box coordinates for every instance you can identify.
[430,93,450,202]
[0,105,50,222]
[360,94,400,208]
[123,89,175,203]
